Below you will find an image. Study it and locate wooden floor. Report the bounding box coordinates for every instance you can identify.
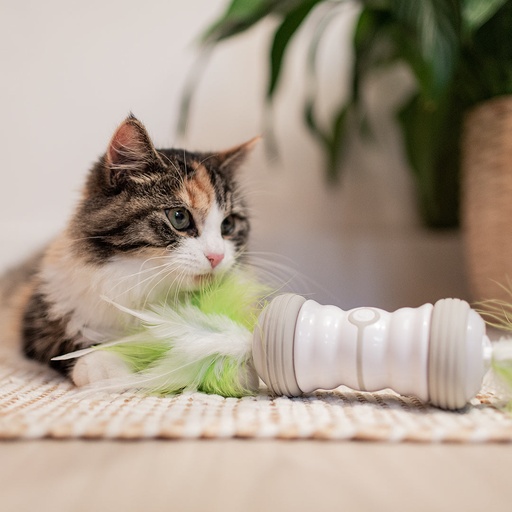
[2,440,512,512]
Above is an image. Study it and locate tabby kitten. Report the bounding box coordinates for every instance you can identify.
[1,115,256,386]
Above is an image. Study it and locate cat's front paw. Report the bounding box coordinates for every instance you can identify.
[71,350,131,387]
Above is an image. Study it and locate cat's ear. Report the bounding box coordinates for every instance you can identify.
[105,114,160,185]
[215,136,260,174]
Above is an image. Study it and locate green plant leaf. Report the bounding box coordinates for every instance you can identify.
[304,98,328,146]
[464,0,512,101]
[267,0,321,99]
[202,0,275,43]
[391,0,461,101]
[352,7,394,102]
[202,0,307,44]
[303,3,346,148]
[462,0,508,32]
[397,90,463,227]
[326,104,350,182]
[350,6,399,146]
[304,98,349,177]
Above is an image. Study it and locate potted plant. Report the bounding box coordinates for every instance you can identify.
[180,0,512,232]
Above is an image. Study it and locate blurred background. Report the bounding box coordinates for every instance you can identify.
[0,0,479,310]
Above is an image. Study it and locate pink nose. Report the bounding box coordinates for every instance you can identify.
[206,253,224,269]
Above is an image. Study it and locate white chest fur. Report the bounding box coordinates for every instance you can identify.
[40,246,179,344]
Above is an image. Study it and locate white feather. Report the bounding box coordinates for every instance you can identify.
[60,296,256,396]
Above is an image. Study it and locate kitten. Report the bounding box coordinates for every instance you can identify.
[0,115,256,386]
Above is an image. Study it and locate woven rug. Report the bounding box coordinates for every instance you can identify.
[1,350,512,442]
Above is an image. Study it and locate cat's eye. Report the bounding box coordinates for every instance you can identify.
[221,215,236,237]
[166,208,192,231]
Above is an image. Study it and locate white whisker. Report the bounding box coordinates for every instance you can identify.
[141,267,180,310]
[108,262,181,302]
[110,256,177,289]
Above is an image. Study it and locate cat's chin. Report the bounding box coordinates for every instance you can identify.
[165,273,214,293]
[193,274,215,286]
[181,272,226,291]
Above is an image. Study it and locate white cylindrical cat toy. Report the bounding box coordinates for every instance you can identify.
[253,294,492,410]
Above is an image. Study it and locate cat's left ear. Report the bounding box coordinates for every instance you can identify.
[215,136,260,174]
[105,114,161,186]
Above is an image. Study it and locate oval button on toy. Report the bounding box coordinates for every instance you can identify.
[348,308,380,326]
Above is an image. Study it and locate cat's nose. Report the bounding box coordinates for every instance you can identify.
[206,253,224,269]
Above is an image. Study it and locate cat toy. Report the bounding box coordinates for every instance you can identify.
[254,294,491,410]
[55,274,512,410]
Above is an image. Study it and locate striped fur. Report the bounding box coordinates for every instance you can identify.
[0,115,257,383]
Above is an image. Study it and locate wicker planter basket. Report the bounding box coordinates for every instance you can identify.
[463,96,512,302]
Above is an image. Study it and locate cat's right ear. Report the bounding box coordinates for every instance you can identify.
[215,136,261,175]
[104,115,160,187]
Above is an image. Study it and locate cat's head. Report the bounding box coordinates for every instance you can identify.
[70,114,257,292]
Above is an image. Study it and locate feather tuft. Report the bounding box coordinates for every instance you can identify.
[57,272,269,397]
[477,296,512,411]
[490,339,512,411]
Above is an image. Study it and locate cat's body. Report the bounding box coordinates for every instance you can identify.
[0,115,255,386]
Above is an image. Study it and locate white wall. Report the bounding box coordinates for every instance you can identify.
[0,0,468,310]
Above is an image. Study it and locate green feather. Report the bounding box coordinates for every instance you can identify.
[477,297,512,411]
[492,358,512,389]
[198,357,255,397]
[91,272,269,397]
[187,272,270,329]
[489,338,512,412]
[103,340,169,373]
